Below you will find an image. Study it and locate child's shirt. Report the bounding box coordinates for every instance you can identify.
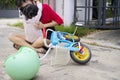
[23,3,42,43]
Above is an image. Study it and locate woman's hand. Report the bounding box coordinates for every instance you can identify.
[34,22,44,29]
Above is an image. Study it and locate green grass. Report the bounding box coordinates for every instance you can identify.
[55,24,96,37]
[8,22,96,37]
[7,22,23,28]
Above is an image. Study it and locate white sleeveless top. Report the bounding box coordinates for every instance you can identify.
[22,3,42,43]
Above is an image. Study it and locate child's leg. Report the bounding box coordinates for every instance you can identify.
[31,37,50,48]
[31,37,50,54]
[8,33,48,57]
[8,33,34,50]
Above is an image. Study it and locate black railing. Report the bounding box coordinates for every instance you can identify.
[74,0,120,29]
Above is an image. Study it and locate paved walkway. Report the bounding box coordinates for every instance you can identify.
[0,18,120,80]
[81,30,120,49]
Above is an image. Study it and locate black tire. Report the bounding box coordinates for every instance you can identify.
[70,43,92,64]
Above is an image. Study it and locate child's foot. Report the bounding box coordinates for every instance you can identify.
[36,48,47,58]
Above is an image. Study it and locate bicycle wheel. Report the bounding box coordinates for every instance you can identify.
[70,43,92,64]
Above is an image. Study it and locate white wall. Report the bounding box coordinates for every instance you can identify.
[56,0,74,27]
[56,0,93,26]
[56,0,64,19]
[63,0,74,26]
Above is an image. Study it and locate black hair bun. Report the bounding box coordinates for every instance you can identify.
[22,4,38,19]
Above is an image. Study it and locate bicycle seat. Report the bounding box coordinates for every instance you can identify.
[75,22,84,27]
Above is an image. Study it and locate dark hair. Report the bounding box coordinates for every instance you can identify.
[15,0,33,7]
[21,4,38,19]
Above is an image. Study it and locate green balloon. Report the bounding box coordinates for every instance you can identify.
[4,46,40,80]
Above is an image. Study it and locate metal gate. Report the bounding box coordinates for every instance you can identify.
[74,0,120,29]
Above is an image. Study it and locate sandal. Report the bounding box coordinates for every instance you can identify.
[13,44,21,50]
[36,47,48,58]
[36,47,47,54]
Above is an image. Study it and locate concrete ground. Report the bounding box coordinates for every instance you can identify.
[0,18,120,80]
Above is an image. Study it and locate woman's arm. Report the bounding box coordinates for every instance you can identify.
[34,21,58,29]
[44,21,58,28]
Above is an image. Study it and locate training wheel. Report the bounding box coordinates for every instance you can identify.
[63,34,80,42]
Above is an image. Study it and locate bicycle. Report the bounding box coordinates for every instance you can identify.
[40,23,92,64]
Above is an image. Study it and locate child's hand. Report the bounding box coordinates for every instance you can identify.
[34,22,44,29]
